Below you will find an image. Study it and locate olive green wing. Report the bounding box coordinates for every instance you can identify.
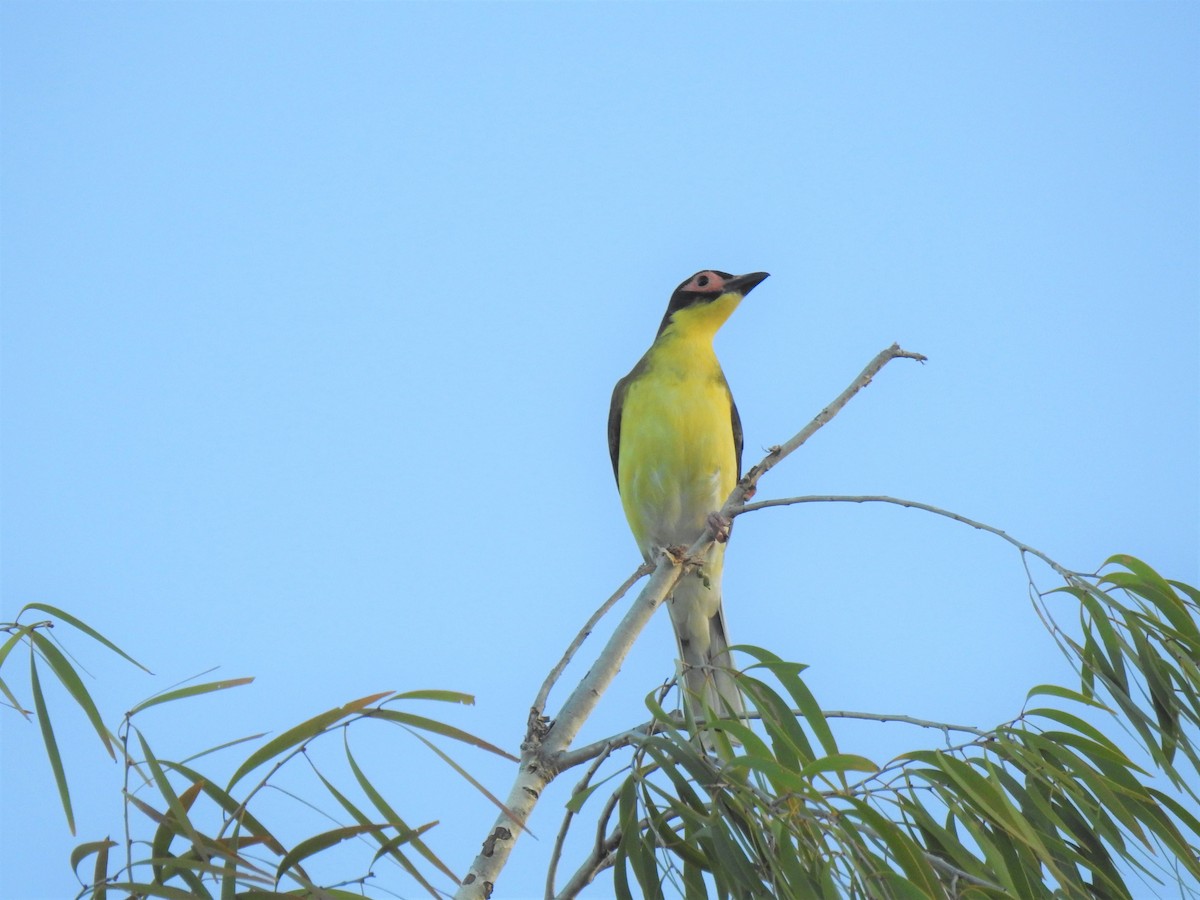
[728,379,744,481]
[608,355,649,484]
[608,372,631,483]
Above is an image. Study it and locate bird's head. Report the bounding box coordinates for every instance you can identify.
[656,270,770,338]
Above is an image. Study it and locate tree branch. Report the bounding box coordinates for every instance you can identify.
[726,344,926,512]
[455,554,691,899]
[453,344,926,899]
[733,493,1074,581]
[822,709,990,738]
[558,707,989,773]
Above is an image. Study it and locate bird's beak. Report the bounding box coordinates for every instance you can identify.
[725,271,770,296]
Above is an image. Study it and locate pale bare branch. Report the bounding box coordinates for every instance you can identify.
[734,492,1075,581]
[453,344,926,899]
[724,344,927,514]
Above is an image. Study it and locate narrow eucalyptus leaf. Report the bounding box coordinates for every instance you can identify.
[30,651,74,833]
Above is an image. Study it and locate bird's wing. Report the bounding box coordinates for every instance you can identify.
[729,386,744,481]
[608,355,649,483]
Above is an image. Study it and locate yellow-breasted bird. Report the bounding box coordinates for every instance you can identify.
[608,270,769,720]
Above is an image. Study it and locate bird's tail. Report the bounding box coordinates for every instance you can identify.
[668,564,745,730]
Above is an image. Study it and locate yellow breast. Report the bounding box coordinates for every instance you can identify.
[617,333,738,556]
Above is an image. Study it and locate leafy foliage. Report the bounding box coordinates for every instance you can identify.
[2,604,513,898]
[6,555,1200,898]
[563,557,1200,899]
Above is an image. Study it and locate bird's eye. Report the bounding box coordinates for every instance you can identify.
[697,275,709,287]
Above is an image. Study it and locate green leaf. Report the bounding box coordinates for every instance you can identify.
[1148,787,1200,843]
[1023,707,1121,751]
[739,676,813,769]
[274,823,394,885]
[128,677,254,716]
[177,731,270,766]
[20,602,151,672]
[798,753,877,780]
[141,855,214,897]
[847,798,952,895]
[159,759,285,856]
[220,850,237,900]
[92,836,112,900]
[898,797,992,889]
[618,776,662,898]
[565,779,607,814]
[136,730,202,850]
[361,708,517,760]
[150,778,204,884]
[1124,794,1200,879]
[1025,683,1112,711]
[635,735,712,810]
[1104,555,1199,641]
[70,837,117,886]
[0,629,33,717]
[29,631,115,759]
[0,672,30,718]
[929,752,1052,861]
[126,798,261,891]
[226,691,393,789]
[739,646,837,757]
[239,890,366,899]
[0,627,28,670]
[102,882,205,899]
[310,753,442,897]
[0,628,33,720]
[368,822,439,870]
[390,688,475,704]
[344,735,458,886]
[724,753,812,795]
[30,648,74,833]
[1065,583,1129,690]
[1169,578,1200,607]
[407,728,524,828]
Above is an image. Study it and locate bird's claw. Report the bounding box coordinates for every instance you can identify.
[707,511,732,544]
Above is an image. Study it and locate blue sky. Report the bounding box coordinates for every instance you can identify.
[2,3,1197,898]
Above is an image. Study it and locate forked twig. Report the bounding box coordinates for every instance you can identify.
[534,564,653,715]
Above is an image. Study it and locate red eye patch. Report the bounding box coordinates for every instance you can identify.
[689,271,725,292]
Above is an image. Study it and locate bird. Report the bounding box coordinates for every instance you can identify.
[608,269,769,725]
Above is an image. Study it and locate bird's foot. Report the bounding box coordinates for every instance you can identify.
[707,511,732,544]
[662,545,689,565]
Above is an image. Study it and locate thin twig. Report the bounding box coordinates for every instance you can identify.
[725,345,927,514]
[923,852,1008,892]
[121,722,133,884]
[734,493,1074,581]
[534,564,653,714]
[558,707,987,773]
[554,726,655,772]
[822,710,990,737]
[555,847,618,900]
[544,742,615,900]
[850,717,1022,792]
[557,788,667,899]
